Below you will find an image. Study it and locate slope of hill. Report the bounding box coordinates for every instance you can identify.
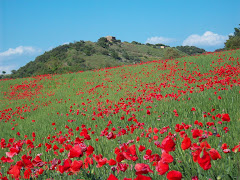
[10,38,187,78]
[0,49,240,179]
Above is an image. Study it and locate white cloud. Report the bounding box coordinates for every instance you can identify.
[146,36,176,44]
[63,42,70,45]
[182,31,228,47]
[0,46,41,58]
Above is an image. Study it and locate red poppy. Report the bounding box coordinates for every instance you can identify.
[192,129,201,139]
[181,136,191,150]
[192,176,199,180]
[107,174,118,180]
[108,159,117,166]
[191,107,196,111]
[7,164,21,178]
[166,170,182,180]
[197,149,211,170]
[232,144,240,153]
[24,168,32,179]
[116,152,125,162]
[86,145,94,156]
[161,152,173,164]
[147,110,151,115]
[135,163,153,175]
[129,144,137,156]
[70,160,83,172]
[161,136,175,153]
[221,114,230,122]
[155,160,169,175]
[68,145,83,158]
[139,145,146,152]
[209,148,221,160]
[96,158,107,168]
[134,174,152,180]
[117,163,129,172]
[1,156,14,163]
[53,144,59,151]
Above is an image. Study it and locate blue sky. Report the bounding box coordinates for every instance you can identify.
[1,0,240,73]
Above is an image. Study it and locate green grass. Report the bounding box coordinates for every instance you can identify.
[0,49,240,179]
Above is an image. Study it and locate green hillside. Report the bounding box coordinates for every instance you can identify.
[0,49,240,179]
[9,38,187,78]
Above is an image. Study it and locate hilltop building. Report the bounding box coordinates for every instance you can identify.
[106,36,116,42]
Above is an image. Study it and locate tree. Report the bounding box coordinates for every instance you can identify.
[97,37,109,48]
[11,70,17,74]
[176,46,206,55]
[225,24,240,50]
[2,71,6,75]
[131,41,142,45]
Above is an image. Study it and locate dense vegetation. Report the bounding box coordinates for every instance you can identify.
[6,38,187,79]
[225,24,240,50]
[176,46,206,55]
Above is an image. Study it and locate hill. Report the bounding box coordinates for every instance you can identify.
[9,37,187,78]
[0,49,240,179]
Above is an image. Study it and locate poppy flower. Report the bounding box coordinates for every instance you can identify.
[96,158,107,168]
[134,174,152,180]
[32,155,44,167]
[135,163,153,175]
[191,107,196,111]
[161,152,173,164]
[192,176,199,180]
[70,160,83,172]
[23,168,32,179]
[155,160,169,175]
[181,136,191,150]
[129,144,137,156]
[232,144,240,153]
[86,145,94,156]
[68,145,83,158]
[107,174,118,180]
[192,129,201,139]
[7,165,21,179]
[139,145,146,152]
[116,152,125,162]
[209,148,221,160]
[166,170,182,180]
[147,110,151,115]
[1,156,14,163]
[108,159,117,166]
[117,163,129,172]
[161,136,175,153]
[197,149,211,170]
[221,114,230,122]
[53,145,59,151]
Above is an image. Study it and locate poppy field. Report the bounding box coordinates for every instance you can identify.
[0,49,240,180]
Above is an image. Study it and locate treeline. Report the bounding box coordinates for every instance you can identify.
[176,46,206,55]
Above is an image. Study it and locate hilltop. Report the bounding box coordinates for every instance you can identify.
[8,37,206,78]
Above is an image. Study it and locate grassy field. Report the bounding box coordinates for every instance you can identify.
[0,49,240,179]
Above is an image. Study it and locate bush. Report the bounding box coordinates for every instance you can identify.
[164,48,181,59]
[97,37,109,48]
[176,46,206,55]
[110,50,120,60]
